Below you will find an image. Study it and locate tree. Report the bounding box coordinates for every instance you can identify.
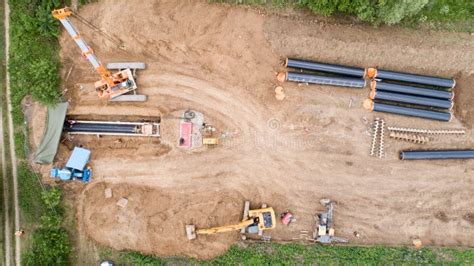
[376,0,429,25]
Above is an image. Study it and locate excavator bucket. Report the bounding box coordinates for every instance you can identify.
[186,225,196,240]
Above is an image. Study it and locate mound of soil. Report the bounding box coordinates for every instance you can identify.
[81,182,246,259]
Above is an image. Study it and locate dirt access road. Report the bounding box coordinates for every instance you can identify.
[32,0,474,260]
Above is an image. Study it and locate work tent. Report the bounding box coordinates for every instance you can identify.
[34,102,69,164]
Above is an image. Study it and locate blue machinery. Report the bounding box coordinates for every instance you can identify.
[51,147,92,183]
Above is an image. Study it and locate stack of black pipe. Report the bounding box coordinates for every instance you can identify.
[280,58,366,89]
[367,68,455,122]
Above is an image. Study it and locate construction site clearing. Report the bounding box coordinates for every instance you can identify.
[24,0,473,262]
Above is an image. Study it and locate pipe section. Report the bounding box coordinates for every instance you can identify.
[372,81,453,100]
[286,58,365,78]
[367,68,455,88]
[278,72,365,88]
[65,122,138,134]
[400,150,474,160]
[363,100,451,122]
[370,90,453,110]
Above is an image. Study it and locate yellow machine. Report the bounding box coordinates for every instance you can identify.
[202,137,219,145]
[52,7,144,100]
[186,205,276,240]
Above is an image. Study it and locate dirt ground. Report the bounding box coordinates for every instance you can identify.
[27,0,474,262]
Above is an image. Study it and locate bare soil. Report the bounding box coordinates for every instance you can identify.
[28,0,474,261]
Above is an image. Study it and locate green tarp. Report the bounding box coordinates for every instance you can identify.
[34,102,69,164]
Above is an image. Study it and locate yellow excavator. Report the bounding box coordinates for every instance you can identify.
[186,202,276,240]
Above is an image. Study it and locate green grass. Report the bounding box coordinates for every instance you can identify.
[0,0,5,260]
[8,0,71,264]
[119,243,474,265]
[0,0,14,263]
[17,164,46,224]
[78,0,96,6]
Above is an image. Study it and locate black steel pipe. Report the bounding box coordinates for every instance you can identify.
[286,58,365,78]
[65,123,137,134]
[364,100,451,122]
[400,150,474,160]
[372,81,453,100]
[367,68,455,88]
[278,72,366,88]
[370,90,453,110]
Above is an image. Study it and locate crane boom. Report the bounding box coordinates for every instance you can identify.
[52,7,138,99]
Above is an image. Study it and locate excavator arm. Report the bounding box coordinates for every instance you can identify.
[195,219,255,235]
[186,206,276,240]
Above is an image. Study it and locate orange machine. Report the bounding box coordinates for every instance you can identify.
[52,7,140,100]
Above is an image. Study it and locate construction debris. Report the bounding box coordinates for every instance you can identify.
[104,188,113,199]
[108,94,147,102]
[379,119,386,158]
[413,239,423,249]
[116,198,128,208]
[387,127,465,135]
[389,132,430,144]
[280,211,295,226]
[274,86,286,101]
[202,138,219,146]
[353,231,360,238]
[370,119,380,157]
[313,199,347,244]
[369,118,385,158]
[201,123,220,146]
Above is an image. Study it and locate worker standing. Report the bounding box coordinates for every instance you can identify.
[14,230,24,237]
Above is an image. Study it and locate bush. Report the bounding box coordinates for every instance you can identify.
[23,227,70,266]
[376,0,429,25]
[17,164,45,221]
[216,0,473,27]
[9,0,62,118]
[300,0,432,25]
[29,59,61,106]
[9,1,69,264]
[18,0,61,38]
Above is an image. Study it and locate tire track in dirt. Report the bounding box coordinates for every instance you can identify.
[0,55,12,266]
[3,1,20,265]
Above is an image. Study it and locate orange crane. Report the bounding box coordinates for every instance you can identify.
[52,7,145,100]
